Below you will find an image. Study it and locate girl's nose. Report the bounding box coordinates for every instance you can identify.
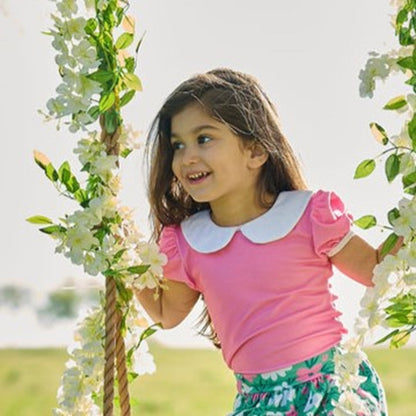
[181,145,200,165]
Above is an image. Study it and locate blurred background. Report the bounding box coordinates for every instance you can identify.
[0,1,415,414]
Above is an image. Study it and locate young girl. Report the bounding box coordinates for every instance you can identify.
[136,68,392,415]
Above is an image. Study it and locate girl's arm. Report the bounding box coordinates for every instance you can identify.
[135,279,200,329]
[330,235,403,286]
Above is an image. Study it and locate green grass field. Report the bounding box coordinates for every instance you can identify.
[0,345,415,415]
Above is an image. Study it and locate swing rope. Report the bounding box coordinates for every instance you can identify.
[101,116,131,416]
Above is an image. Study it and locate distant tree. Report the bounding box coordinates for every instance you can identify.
[0,285,32,309]
[36,279,101,322]
[37,288,81,321]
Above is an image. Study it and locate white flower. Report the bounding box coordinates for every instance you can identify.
[97,0,109,11]
[119,124,142,151]
[89,193,118,219]
[89,152,118,180]
[399,152,416,176]
[392,124,412,148]
[131,340,156,375]
[397,241,416,267]
[138,242,168,276]
[72,40,100,70]
[392,210,413,238]
[390,0,407,10]
[359,53,391,98]
[64,17,87,41]
[51,32,69,54]
[84,0,95,10]
[126,271,159,290]
[84,251,108,276]
[67,209,101,229]
[334,391,366,415]
[47,97,68,116]
[57,0,78,18]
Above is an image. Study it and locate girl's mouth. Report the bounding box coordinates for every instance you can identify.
[187,171,211,184]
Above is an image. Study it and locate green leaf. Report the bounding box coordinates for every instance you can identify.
[84,18,98,35]
[104,109,119,134]
[26,215,54,225]
[58,161,71,184]
[115,279,133,303]
[385,153,400,182]
[66,176,80,193]
[127,265,150,274]
[120,148,133,158]
[397,56,416,70]
[123,73,142,91]
[390,330,411,349]
[127,372,139,383]
[113,249,127,264]
[386,312,416,327]
[115,32,134,50]
[99,92,115,112]
[116,6,124,26]
[383,95,408,110]
[387,208,400,226]
[87,70,115,84]
[380,232,399,257]
[138,323,161,345]
[120,90,135,107]
[354,215,377,229]
[88,105,100,121]
[375,329,399,345]
[369,122,388,145]
[124,57,135,73]
[407,113,416,147]
[396,8,409,27]
[74,189,89,207]
[399,28,414,46]
[39,225,66,235]
[402,171,416,194]
[354,159,376,179]
[135,32,146,54]
[45,163,59,182]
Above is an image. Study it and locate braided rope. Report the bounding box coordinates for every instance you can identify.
[116,309,131,415]
[104,276,117,416]
[101,116,131,415]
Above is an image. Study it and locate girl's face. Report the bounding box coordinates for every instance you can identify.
[170,103,267,223]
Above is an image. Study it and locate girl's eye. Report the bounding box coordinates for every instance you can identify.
[198,135,212,144]
[171,141,184,151]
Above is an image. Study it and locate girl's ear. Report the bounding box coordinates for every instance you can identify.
[247,143,268,169]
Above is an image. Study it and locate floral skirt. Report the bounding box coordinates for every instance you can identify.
[229,347,387,416]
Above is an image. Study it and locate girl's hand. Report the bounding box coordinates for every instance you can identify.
[376,235,404,263]
[330,235,404,287]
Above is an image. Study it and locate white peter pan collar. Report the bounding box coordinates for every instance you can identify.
[180,190,313,253]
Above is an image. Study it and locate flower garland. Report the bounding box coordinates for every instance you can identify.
[334,1,416,414]
[28,0,166,414]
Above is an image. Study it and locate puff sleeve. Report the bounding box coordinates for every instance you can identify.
[158,225,199,290]
[310,190,354,258]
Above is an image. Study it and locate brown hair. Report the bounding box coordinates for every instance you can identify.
[145,68,307,345]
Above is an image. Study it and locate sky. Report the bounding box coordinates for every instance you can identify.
[0,0,409,348]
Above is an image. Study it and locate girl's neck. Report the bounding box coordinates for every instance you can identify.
[209,193,275,227]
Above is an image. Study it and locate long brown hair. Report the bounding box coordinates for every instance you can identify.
[145,68,307,345]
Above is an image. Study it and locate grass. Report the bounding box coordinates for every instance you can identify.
[0,345,415,415]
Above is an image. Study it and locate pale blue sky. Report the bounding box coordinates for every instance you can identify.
[0,1,406,347]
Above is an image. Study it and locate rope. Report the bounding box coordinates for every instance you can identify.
[102,115,131,415]
[116,308,131,415]
[104,276,117,416]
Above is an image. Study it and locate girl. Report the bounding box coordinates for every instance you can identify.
[136,68,393,415]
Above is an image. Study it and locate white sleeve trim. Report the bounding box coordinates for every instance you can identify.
[327,231,355,257]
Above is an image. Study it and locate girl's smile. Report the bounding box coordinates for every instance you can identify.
[170,103,268,226]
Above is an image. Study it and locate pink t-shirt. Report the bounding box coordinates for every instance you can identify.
[159,190,355,375]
